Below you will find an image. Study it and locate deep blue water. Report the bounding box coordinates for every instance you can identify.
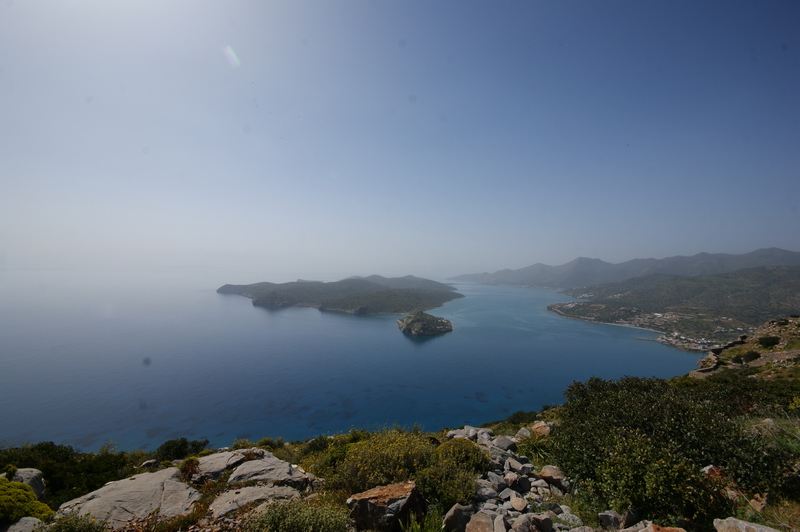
[0,269,700,451]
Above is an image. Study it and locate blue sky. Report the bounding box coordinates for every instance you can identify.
[1,1,798,281]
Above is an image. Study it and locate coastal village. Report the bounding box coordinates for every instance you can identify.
[547,302,755,352]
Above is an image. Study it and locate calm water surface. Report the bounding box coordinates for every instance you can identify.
[0,269,700,451]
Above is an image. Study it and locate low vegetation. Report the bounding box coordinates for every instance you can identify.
[294,427,486,512]
[38,514,108,532]
[0,477,53,523]
[552,374,797,528]
[241,498,349,532]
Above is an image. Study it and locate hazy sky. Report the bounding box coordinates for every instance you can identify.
[2,1,798,280]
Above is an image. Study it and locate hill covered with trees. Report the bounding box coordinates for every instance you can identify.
[549,265,800,349]
[217,275,463,315]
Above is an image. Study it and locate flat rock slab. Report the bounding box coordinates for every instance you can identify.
[466,512,495,532]
[227,453,309,488]
[209,485,300,517]
[713,518,780,532]
[0,517,43,532]
[347,481,422,531]
[198,448,263,479]
[57,467,201,529]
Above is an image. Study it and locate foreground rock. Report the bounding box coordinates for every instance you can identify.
[227,451,313,489]
[208,485,300,518]
[442,425,584,531]
[347,481,423,531]
[713,517,781,532]
[0,469,46,502]
[0,517,43,532]
[196,448,252,479]
[51,448,319,530]
[57,467,201,529]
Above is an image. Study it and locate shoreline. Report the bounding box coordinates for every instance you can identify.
[547,306,665,335]
[547,306,713,353]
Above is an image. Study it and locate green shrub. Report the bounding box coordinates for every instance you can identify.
[0,442,144,510]
[154,438,208,462]
[336,431,434,493]
[39,513,109,532]
[433,438,488,473]
[758,336,781,349]
[256,437,285,451]
[581,429,730,523]
[241,499,349,532]
[232,439,255,450]
[0,477,54,523]
[743,350,761,363]
[300,436,333,457]
[179,457,199,482]
[415,463,476,509]
[515,434,552,465]
[3,465,18,480]
[415,438,487,508]
[551,377,792,528]
[299,433,368,484]
[678,368,800,414]
[400,504,444,532]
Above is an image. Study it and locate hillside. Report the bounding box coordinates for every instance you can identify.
[453,248,800,289]
[548,265,800,350]
[217,275,463,315]
[690,315,800,380]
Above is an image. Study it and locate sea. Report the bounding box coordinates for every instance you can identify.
[0,268,701,452]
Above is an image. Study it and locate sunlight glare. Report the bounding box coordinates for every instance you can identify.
[222,44,241,67]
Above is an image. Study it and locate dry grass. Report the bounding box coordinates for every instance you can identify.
[762,499,800,532]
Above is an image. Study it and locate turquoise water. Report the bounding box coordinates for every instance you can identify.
[0,269,700,451]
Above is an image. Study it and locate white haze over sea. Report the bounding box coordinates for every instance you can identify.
[0,267,700,452]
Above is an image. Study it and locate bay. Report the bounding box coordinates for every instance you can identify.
[0,268,700,451]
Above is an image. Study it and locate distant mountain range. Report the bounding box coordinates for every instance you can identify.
[217,275,463,315]
[452,248,800,289]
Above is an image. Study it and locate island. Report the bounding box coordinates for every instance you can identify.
[397,311,453,336]
[217,275,463,315]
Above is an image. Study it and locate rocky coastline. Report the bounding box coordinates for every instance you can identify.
[397,311,453,336]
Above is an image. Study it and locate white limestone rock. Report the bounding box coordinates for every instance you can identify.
[208,485,299,518]
[227,452,310,489]
[57,467,201,529]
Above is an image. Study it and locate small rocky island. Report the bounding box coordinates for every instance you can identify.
[397,311,453,336]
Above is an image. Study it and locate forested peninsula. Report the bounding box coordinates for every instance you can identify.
[217,275,463,315]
